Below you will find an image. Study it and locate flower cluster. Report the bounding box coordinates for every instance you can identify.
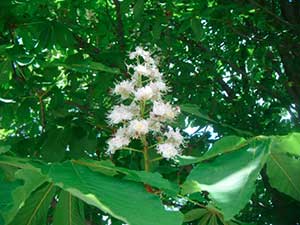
[106,47,184,159]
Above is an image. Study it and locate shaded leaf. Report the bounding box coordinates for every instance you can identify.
[0,145,10,155]
[191,18,204,41]
[0,169,47,225]
[0,58,12,84]
[134,0,144,20]
[53,190,85,225]
[9,183,56,225]
[184,208,208,222]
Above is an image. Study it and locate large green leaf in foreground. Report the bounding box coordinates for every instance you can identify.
[177,136,246,166]
[42,161,183,225]
[74,159,179,196]
[0,168,47,225]
[53,190,86,225]
[267,152,300,201]
[184,140,270,220]
[9,183,56,225]
[270,132,300,156]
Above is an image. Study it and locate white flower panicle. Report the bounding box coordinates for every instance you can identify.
[107,134,130,154]
[147,119,161,132]
[151,101,179,121]
[134,65,150,76]
[107,104,139,124]
[129,46,154,65]
[106,47,184,159]
[164,127,184,147]
[157,143,180,159]
[113,80,135,99]
[128,119,149,138]
[135,86,153,101]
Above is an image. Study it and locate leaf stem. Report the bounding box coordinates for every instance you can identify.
[148,143,158,149]
[121,147,143,153]
[141,135,150,172]
[150,156,163,162]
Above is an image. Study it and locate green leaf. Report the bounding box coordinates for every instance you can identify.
[270,133,300,156]
[177,136,246,166]
[88,61,120,74]
[180,104,253,136]
[123,170,179,196]
[69,135,97,158]
[203,136,246,160]
[133,0,144,20]
[176,155,203,166]
[267,152,300,201]
[0,58,12,84]
[184,140,270,220]
[0,169,47,225]
[41,161,183,225]
[180,104,213,122]
[0,169,21,225]
[53,191,85,225]
[191,18,204,41]
[74,159,179,196]
[48,61,120,74]
[184,208,208,222]
[152,21,162,40]
[0,145,10,155]
[41,128,66,162]
[37,22,54,50]
[9,183,56,225]
[54,22,76,48]
[15,55,35,66]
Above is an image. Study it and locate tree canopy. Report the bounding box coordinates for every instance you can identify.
[0,0,300,225]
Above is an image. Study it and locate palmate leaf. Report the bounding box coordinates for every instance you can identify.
[183,208,208,222]
[266,152,300,201]
[183,140,270,220]
[0,167,47,225]
[9,183,56,225]
[74,159,179,196]
[0,169,20,225]
[184,207,223,225]
[52,190,85,225]
[40,161,183,225]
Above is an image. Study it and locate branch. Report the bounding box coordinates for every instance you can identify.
[105,0,118,31]
[73,34,101,56]
[248,0,293,27]
[112,0,125,51]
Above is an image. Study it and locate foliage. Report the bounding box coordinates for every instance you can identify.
[0,0,300,225]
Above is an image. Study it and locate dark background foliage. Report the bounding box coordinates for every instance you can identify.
[0,0,300,224]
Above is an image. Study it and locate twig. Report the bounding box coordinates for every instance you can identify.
[112,0,125,51]
[121,147,143,153]
[248,0,293,27]
[150,156,163,162]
